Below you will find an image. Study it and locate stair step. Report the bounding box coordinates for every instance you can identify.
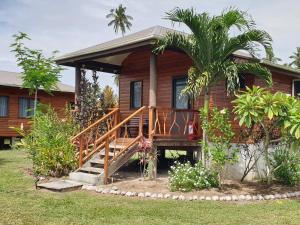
[111,138,135,145]
[89,159,105,165]
[79,167,104,174]
[99,151,115,157]
[69,172,102,186]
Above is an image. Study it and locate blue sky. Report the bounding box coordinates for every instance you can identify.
[1,0,299,92]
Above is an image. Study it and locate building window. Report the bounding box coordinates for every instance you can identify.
[130,81,142,108]
[173,77,191,109]
[0,96,8,117]
[239,75,246,89]
[293,80,300,97]
[19,98,35,118]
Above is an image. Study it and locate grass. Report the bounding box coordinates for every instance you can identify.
[0,150,300,225]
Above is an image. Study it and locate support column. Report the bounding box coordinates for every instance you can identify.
[149,53,157,179]
[149,53,157,107]
[75,66,81,107]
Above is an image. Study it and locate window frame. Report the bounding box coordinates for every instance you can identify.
[292,79,300,97]
[172,76,191,109]
[130,80,143,109]
[0,96,9,118]
[18,97,37,118]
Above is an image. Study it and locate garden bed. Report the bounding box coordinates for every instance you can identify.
[107,171,300,197]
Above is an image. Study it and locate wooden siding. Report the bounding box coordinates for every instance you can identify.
[119,49,193,119]
[119,47,296,141]
[0,86,74,137]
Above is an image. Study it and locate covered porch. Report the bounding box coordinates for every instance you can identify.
[56,26,202,146]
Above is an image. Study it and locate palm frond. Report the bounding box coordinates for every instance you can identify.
[153,32,195,58]
[236,63,272,86]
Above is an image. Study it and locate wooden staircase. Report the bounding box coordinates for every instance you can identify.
[69,107,146,185]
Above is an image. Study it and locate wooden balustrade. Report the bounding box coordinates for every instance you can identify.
[149,107,200,139]
[71,108,119,167]
[98,106,146,184]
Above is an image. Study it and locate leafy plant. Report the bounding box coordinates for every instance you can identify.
[169,161,219,192]
[76,69,117,129]
[200,107,237,186]
[272,148,300,186]
[154,7,273,164]
[137,137,156,179]
[10,32,62,118]
[14,106,78,177]
[233,86,300,184]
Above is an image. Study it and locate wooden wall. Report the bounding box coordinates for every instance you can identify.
[0,86,74,137]
[119,47,295,140]
[119,49,193,119]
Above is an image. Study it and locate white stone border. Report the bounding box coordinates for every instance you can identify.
[82,185,300,201]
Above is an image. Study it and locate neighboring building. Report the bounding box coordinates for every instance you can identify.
[0,71,75,149]
[56,26,300,183]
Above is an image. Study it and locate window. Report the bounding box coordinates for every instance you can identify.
[239,75,246,89]
[293,80,300,97]
[173,77,191,109]
[130,81,142,108]
[19,98,35,118]
[0,96,8,117]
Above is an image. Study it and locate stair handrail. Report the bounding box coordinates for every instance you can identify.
[71,108,119,142]
[101,106,146,184]
[95,106,146,145]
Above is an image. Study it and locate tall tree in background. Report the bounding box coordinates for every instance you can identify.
[289,47,300,69]
[154,8,273,164]
[10,32,62,119]
[106,4,133,36]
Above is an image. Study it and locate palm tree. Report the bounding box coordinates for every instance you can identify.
[106,4,133,36]
[154,8,273,164]
[289,47,300,69]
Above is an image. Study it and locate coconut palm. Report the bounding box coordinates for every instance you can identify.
[289,47,300,69]
[106,4,133,36]
[154,8,273,164]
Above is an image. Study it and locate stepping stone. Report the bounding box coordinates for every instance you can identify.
[37,180,83,192]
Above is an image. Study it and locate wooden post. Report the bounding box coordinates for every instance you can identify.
[75,66,81,108]
[149,53,157,179]
[79,136,83,167]
[104,139,109,184]
[149,53,157,140]
[139,112,143,136]
[149,53,157,107]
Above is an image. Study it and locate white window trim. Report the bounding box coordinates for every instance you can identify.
[292,79,300,97]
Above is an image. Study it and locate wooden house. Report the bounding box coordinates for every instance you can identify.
[56,26,300,184]
[0,71,75,149]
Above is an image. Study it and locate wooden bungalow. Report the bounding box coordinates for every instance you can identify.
[0,71,75,149]
[56,26,300,184]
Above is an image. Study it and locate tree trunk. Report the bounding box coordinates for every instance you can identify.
[263,132,272,185]
[201,87,210,167]
[33,88,38,119]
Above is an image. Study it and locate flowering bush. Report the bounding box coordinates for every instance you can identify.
[169,161,218,192]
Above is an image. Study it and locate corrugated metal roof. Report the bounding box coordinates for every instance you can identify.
[0,71,74,93]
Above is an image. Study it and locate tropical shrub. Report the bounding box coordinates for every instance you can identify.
[272,148,300,186]
[14,106,78,177]
[233,86,300,184]
[169,161,219,192]
[200,107,237,186]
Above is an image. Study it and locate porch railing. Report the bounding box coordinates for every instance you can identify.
[71,108,119,167]
[149,107,201,140]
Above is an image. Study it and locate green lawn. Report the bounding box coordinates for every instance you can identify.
[0,150,300,225]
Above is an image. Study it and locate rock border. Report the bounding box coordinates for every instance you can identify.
[82,185,300,201]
